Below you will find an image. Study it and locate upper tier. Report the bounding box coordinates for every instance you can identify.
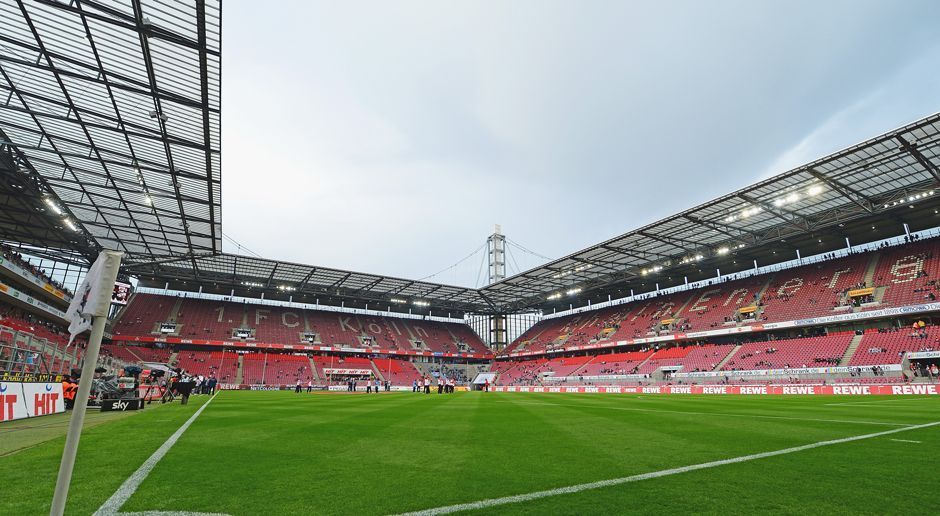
[506,238,939,356]
[113,293,488,356]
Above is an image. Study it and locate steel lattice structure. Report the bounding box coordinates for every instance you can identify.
[481,114,940,311]
[0,0,221,266]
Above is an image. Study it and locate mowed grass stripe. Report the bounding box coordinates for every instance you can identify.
[115,392,940,515]
[445,417,940,515]
[394,420,940,515]
[493,395,914,426]
[4,392,939,515]
[0,396,215,515]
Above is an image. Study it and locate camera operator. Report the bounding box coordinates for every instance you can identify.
[174,369,196,405]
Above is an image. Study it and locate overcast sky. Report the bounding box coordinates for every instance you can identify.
[220,0,940,287]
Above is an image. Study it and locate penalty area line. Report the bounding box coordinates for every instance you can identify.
[392,420,940,516]
[94,394,219,516]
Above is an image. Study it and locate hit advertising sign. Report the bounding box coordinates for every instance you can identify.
[0,382,65,422]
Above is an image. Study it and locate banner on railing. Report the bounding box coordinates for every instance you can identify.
[0,281,68,322]
[0,257,70,301]
[0,372,64,383]
[110,335,494,360]
[675,364,902,378]
[491,384,939,395]
[906,351,940,359]
[323,368,373,376]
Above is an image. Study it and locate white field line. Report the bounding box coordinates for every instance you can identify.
[493,399,911,427]
[889,438,922,443]
[94,395,218,516]
[392,420,940,516]
[119,512,229,516]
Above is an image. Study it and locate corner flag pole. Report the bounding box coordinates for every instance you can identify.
[50,250,123,516]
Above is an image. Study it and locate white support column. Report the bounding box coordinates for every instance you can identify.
[486,224,506,284]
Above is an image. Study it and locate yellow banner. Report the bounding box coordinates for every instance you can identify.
[847,288,874,297]
[738,305,758,314]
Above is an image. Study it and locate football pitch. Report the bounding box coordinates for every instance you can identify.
[2,391,938,515]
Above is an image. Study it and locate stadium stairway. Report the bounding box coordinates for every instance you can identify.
[236,355,244,384]
[863,252,880,287]
[370,360,386,382]
[168,297,184,323]
[568,356,596,377]
[713,344,741,371]
[445,326,458,344]
[308,357,320,381]
[125,347,144,362]
[673,294,696,318]
[839,334,864,366]
[167,350,178,366]
[753,276,775,307]
[632,353,655,374]
[239,304,249,328]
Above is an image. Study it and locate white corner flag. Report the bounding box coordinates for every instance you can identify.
[51,250,123,516]
[65,251,122,345]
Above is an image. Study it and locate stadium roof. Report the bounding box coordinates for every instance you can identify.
[128,252,496,315]
[2,3,940,317]
[128,113,940,316]
[480,113,940,311]
[0,0,222,264]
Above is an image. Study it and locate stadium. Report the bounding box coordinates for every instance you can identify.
[1,1,939,515]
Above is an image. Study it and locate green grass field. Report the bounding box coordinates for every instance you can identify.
[1,391,938,515]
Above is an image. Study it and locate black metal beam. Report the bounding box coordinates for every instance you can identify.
[194,0,219,252]
[0,89,210,151]
[296,267,318,289]
[806,168,874,213]
[637,230,705,254]
[737,193,810,231]
[0,66,130,254]
[599,244,670,261]
[329,272,353,289]
[131,0,196,259]
[36,0,219,57]
[683,214,756,247]
[0,35,211,112]
[17,0,158,258]
[897,135,940,183]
